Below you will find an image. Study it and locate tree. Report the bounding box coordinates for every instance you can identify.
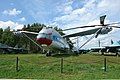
[54,26,65,35]
[1,27,16,47]
[0,28,3,43]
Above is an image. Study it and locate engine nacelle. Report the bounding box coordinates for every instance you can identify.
[95,27,112,38]
[100,27,112,34]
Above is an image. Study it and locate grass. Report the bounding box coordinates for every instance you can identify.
[0,53,120,80]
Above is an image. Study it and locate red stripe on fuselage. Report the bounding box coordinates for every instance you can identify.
[36,38,52,46]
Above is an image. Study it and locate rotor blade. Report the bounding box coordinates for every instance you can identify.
[109,26,120,28]
[62,25,97,31]
[105,22,120,26]
[100,15,106,25]
[63,15,106,31]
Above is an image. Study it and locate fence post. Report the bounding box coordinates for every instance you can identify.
[104,57,107,72]
[61,58,63,73]
[16,56,19,72]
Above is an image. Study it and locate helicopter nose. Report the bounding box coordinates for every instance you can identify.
[36,38,52,46]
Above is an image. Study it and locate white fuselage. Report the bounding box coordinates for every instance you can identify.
[36,27,70,51]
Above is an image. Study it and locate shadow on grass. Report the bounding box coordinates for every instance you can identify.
[90,52,119,57]
[103,54,118,57]
[90,53,103,56]
[52,53,79,58]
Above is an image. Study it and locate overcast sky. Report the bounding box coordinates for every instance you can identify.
[0,0,120,49]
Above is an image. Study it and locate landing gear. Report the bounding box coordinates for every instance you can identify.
[118,52,120,57]
[46,51,51,57]
[75,53,79,56]
[42,49,47,54]
[101,52,104,55]
[116,51,120,56]
[74,51,79,55]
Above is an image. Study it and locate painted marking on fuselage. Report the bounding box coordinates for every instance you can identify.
[52,35,65,46]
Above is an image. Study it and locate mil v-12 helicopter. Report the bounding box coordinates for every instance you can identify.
[15,15,120,56]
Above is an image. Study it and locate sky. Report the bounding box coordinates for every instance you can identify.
[0,0,120,49]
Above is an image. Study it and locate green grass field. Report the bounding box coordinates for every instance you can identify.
[0,53,120,80]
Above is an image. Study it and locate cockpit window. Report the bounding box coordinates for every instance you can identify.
[39,33,51,39]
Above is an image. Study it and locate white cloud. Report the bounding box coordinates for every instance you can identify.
[10,3,14,5]
[0,20,23,30]
[2,8,22,16]
[72,7,86,15]
[56,1,73,15]
[18,17,26,22]
[53,0,120,29]
[52,0,120,49]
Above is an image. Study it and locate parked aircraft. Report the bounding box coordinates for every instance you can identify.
[90,40,120,56]
[104,40,120,55]
[14,15,120,56]
[91,47,106,53]
[0,43,28,54]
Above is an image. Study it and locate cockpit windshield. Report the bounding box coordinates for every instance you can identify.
[38,33,51,39]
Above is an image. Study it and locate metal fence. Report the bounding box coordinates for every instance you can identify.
[0,57,120,73]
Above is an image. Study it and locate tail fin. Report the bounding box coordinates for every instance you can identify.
[117,40,120,45]
[100,15,106,25]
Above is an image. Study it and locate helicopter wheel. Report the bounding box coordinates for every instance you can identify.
[46,51,51,57]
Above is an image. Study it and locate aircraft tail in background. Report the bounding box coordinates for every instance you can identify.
[110,40,120,46]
